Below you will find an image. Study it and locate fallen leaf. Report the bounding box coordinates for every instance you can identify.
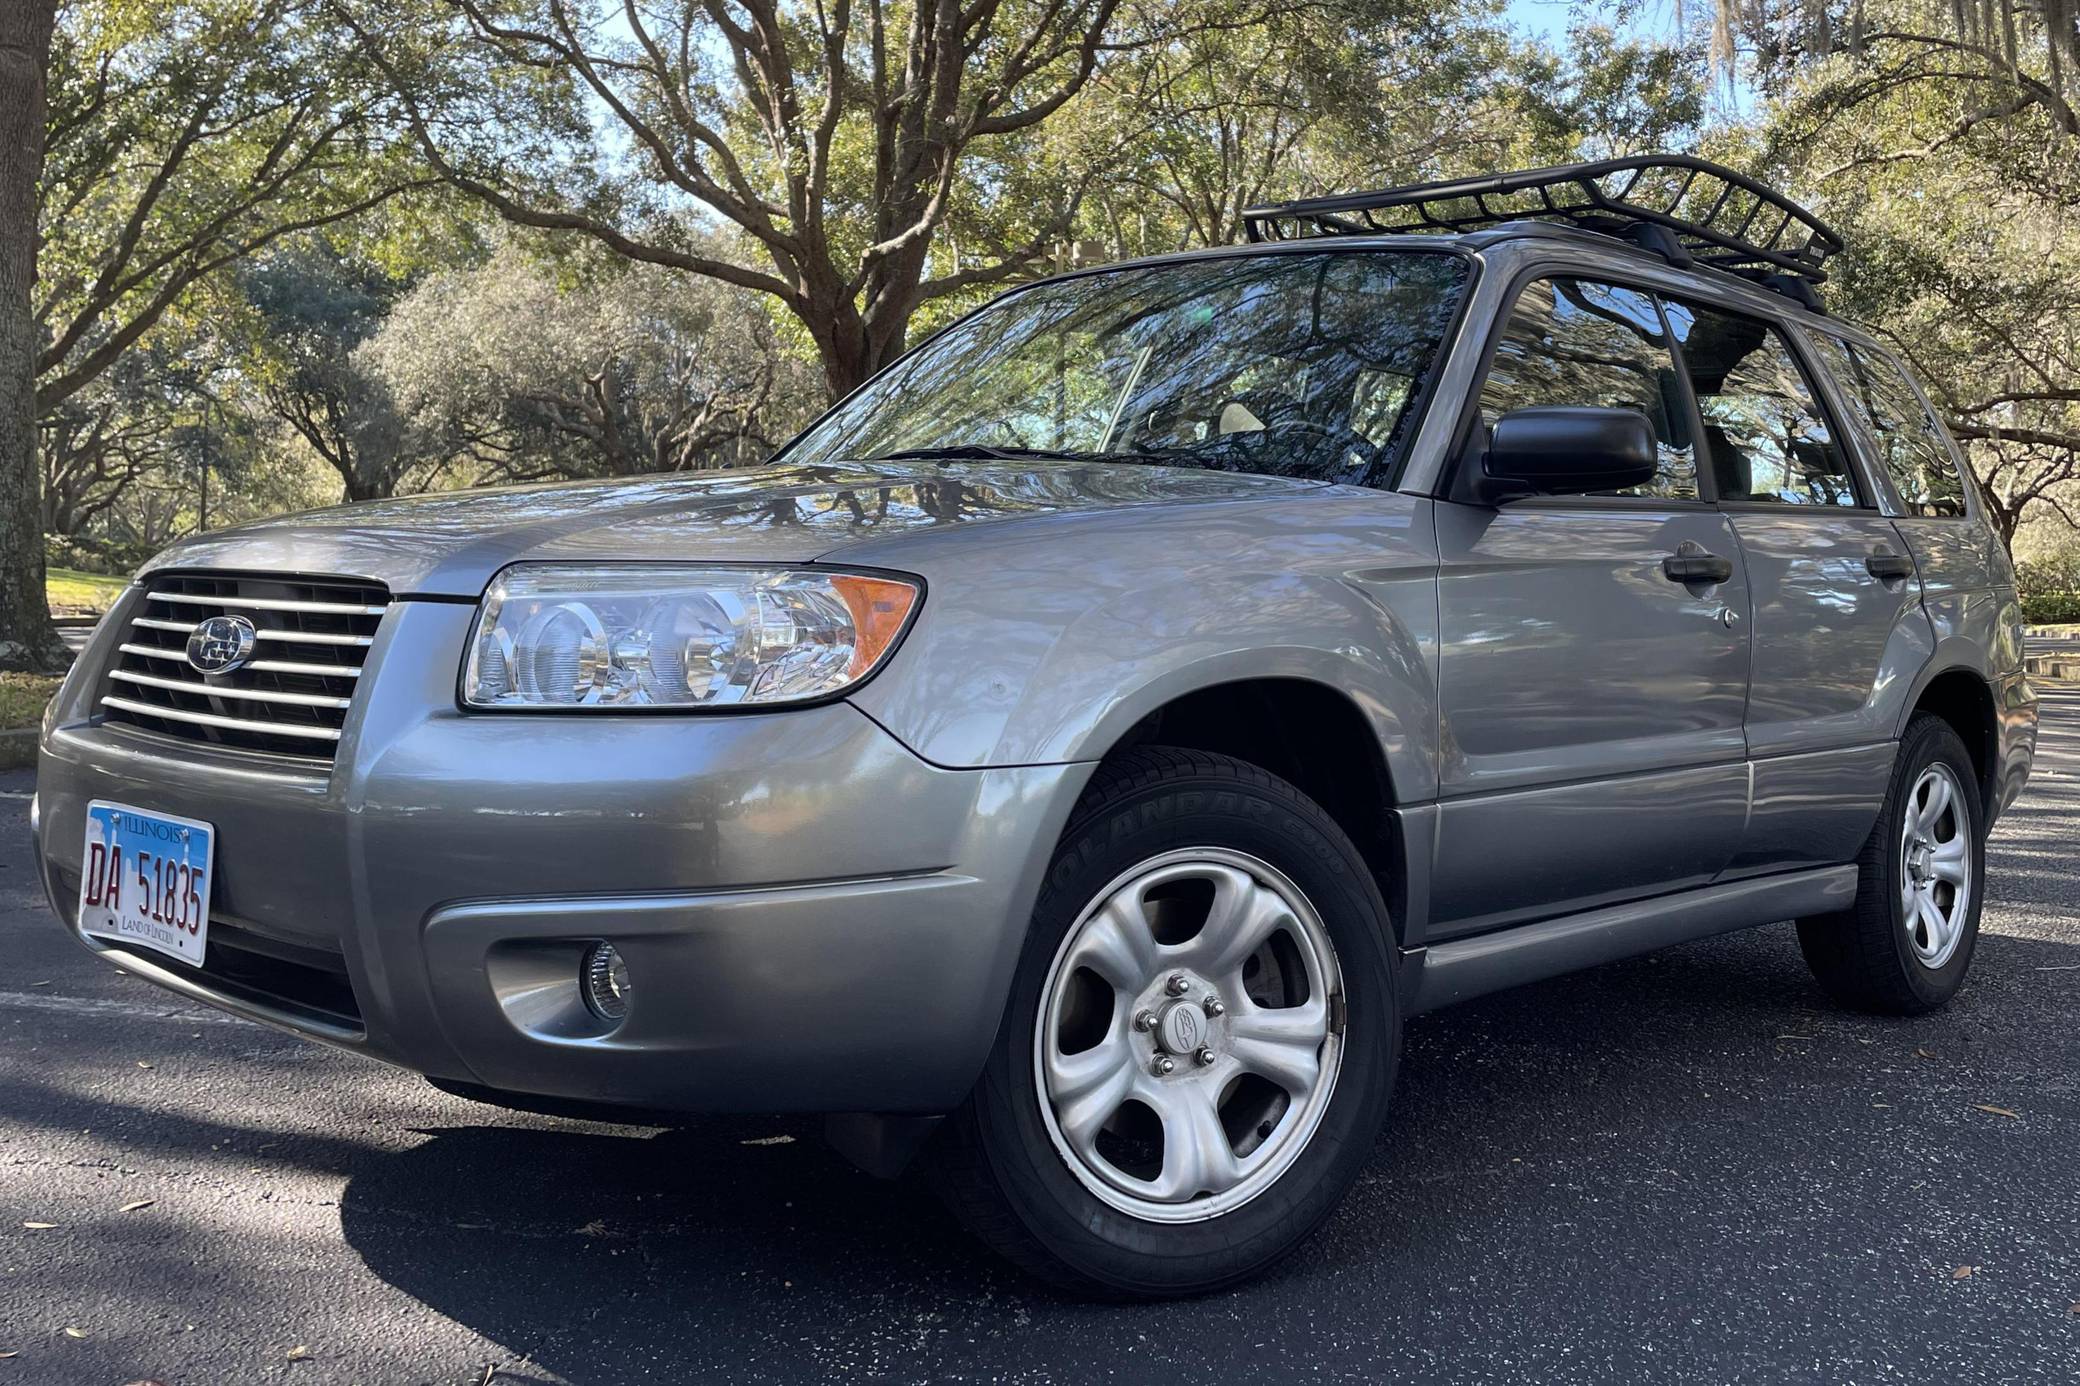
[1952,1265,1977,1280]
[135,1061,154,1070]
[119,1199,154,1213]
[1973,1104,2020,1119]
[0,1350,17,1358]
[123,1379,170,1385]
[2070,1302,2080,1316]
[62,1327,88,1340]
[28,980,49,987]
[21,1222,55,1230]
[1914,1048,1937,1060]
[285,1345,311,1362]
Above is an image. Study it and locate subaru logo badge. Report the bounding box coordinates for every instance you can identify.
[186,614,259,675]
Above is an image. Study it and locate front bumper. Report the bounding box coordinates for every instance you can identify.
[33,596,1089,1114]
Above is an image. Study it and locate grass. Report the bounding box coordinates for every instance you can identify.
[1,669,60,737]
[46,565,128,614]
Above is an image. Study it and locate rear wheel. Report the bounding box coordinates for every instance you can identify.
[936,747,1398,1297]
[1797,714,1985,1014]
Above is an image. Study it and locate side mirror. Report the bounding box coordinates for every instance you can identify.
[1480,406,1659,502]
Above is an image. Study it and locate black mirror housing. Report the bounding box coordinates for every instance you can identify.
[1481,406,1660,500]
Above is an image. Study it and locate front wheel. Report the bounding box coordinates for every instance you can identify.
[1797,713,1986,1014]
[935,747,1399,1297]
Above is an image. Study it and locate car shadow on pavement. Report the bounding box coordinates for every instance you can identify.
[333,921,2080,1382]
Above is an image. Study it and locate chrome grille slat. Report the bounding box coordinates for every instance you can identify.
[118,641,190,663]
[128,615,371,646]
[99,572,387,764]
[255,629,372,647]
[100,695,344,742]
[109,669,354,709]
[148,591,386,616]
[248,658,363,678]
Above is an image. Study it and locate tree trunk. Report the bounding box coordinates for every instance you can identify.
[0,0,64,671]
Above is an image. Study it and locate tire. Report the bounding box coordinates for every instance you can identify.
[935,746,1400,1298]
[1796,714,1986,1015]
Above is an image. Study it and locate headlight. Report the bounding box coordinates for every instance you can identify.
[462,565,920,709]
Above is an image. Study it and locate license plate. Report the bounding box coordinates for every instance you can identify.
[77,801,214,967]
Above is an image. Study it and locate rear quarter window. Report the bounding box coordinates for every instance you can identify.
[1804,332,1969,517]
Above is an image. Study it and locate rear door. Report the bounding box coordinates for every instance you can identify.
[1429,277,1752,937]
[1667,301,1923,873]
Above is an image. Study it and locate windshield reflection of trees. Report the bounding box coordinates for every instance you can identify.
[786,252,1468,485]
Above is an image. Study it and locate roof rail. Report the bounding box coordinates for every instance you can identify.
[1241,155,1843,298]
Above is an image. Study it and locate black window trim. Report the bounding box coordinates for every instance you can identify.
[1440,261,1720,510]
[1802,327,1979,524]
[1440,256,1888,517]
[1655,291,1880,515]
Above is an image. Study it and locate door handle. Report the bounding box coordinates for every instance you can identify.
[1866,551,1915,581]
[1662,552,1734,585]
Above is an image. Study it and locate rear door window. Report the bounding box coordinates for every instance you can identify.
[1663,302,1858,507]
[1804,332,1970,517]
[1478,278,1698,500]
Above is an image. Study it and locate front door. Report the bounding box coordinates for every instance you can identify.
[1428,277,1752,937]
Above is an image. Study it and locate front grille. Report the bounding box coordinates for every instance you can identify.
[99,572,388,763]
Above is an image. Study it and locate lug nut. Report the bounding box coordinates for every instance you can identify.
[1165,973,1190,996]
[1133,1010,1157,1033]
[1151,1055,1176,1076]
[1195,1047,1217,1067]
[1202,995,1225,1017]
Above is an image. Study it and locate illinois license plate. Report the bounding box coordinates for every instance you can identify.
[77,801,214,967]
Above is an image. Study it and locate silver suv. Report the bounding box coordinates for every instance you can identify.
[31,158,2037,1296]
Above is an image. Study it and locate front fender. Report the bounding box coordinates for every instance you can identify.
[837,488,1443,800]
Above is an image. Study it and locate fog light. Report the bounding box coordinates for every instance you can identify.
[581,942,631,1022]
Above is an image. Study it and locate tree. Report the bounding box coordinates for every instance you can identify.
[236,245,423,502]
[35,0,438,432]
[1065,7,1706,258]
[341,0,1253,400]
[368,240,818,481]
[1,0,64,671]
[1728,17,2080,540]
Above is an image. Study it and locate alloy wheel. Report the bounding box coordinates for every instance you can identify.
[1032,848,1344,1223]
[1899,762,1973,969]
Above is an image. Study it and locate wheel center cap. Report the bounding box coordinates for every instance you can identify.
[1156,1000,1207,1056]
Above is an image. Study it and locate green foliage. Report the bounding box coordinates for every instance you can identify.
[2017,549,2080,621]
[38,0,434,415]
[0,673,64,735]
[1730,10,2080,539]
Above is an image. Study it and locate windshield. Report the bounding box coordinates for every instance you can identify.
[785,250,1469,485]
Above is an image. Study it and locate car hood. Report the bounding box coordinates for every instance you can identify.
[139,459,1319,597]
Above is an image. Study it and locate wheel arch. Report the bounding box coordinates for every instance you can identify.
[1088,676,1410,942]
[1903,662,2000,818]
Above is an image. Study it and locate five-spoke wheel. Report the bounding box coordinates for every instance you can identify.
[1798,713,1985,1015]
[937,747,1399,1297]
[1035,849,1342,1221]
[1898,762,1972,968]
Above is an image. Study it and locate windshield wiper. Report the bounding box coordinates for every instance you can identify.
[872,443,1200,466]
[870,444,1060,462]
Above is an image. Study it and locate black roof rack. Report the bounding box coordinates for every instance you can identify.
[1241,155,1844,298]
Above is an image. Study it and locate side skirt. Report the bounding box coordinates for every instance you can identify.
[1402,864,1859,1015]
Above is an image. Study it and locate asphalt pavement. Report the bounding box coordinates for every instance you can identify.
[3,693,2078,1384]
